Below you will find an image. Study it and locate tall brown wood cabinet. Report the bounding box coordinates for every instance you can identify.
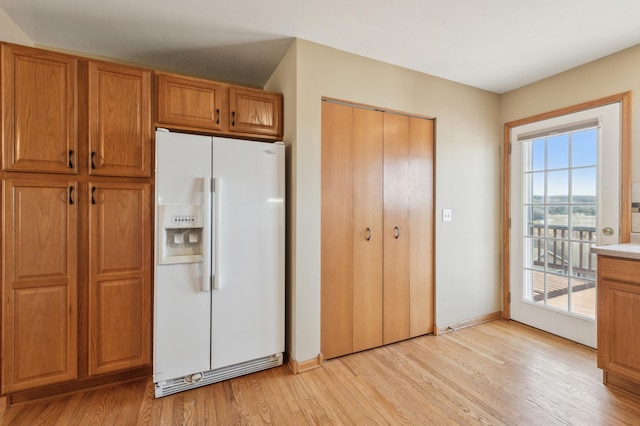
[0,43,152,397]
[321,100,434,360]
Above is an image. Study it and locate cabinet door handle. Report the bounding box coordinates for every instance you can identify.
[394,226,400,239]
[365,227,372,241]
[215,109,220,125]
[91,186,97,205]
[91,151,96,169]
[231,111,236,127]
[69,186,74,205]
[68,150,74,169]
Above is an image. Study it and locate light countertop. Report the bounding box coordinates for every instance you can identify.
[593,243,640,260]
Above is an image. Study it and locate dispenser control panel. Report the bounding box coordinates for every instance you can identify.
[158,205,205,264]
[171,215,198,224]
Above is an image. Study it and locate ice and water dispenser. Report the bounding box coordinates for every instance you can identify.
[158,205,205,264]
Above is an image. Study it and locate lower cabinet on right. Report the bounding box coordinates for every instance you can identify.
[597,255,640,396]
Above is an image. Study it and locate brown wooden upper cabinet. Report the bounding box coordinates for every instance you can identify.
[1,43,152,177]
[156,72,225,131]
[88,61,152,177]
[155,72,283,141]
[1,44,78,174]
[229,86,282,138]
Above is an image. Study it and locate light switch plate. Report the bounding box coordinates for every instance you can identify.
[442,209,452,222]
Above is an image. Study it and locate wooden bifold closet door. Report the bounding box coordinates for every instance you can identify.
[321,100,434,359]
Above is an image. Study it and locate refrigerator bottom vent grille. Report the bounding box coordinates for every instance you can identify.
[154,353,283,398]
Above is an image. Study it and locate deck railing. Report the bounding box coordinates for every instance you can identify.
[529,224,596,278]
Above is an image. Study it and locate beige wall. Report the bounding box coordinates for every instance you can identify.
[0,9,32,46]
[501,44,640,180]
[267,40,502,362]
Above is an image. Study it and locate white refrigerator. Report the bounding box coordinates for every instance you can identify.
[153,130,284,397]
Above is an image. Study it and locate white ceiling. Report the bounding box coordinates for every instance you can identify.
[2,0,640,93]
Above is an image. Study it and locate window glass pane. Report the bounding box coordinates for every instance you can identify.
[525,206,544,236]
[547,170,568,203]
[531,139,545,172]
[571,206,596,241]
[572,167,596,203]
[546,239,569,276]
[547,134,569,170]
[524,237,545,271]
[523,269,543,303]
[546,273,568,312]
[572,129,597,167]
[572,242,595,280]
[525,172,545,204]
[570,276,596,318]
[547,205,568,230]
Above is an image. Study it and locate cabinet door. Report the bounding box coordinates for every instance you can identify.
[409,117,434,337]
[383,113,411,345]
[321,101,354,359]
[2,179,78,393]
[597,257,640,382]
[88,182,151,375]
[156,72,225,131]
[1,44,77,174]
[88,61,151,177]
[229,87,283,138]
[352,107,383,352]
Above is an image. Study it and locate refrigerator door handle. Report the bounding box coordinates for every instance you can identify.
[201,177,213,292]
[212,177,222,290]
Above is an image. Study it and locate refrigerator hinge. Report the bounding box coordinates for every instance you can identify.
[156,127,170,132]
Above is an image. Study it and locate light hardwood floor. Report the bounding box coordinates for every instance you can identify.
[2,320,639,425]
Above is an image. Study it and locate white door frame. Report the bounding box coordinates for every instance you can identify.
[502,93,631,329]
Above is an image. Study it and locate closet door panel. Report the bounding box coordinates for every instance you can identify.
[383,113,411,345]
[321,101,354,359]
[409,117,435,337]
[352,107,383,352]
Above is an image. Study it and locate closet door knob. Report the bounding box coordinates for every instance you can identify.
[365,227,372,241]
[394,226,400,239]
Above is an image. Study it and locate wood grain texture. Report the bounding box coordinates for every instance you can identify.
[597,255,640,391]
[88,60,151,177]
[229,87,283,137]
[2,179,78,393]
[156,72,225,131]
[3,320,640,425]
[352,107,383,352]
[1,43,78,174]
[409,116,434,337]
[382,113,411,345]
[88,182,151,375]
[320,101,354,359]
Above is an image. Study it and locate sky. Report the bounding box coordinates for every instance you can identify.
[526,129,597,201]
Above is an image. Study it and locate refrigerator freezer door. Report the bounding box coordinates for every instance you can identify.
[210,138,285,369]
[154,131,212,382]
